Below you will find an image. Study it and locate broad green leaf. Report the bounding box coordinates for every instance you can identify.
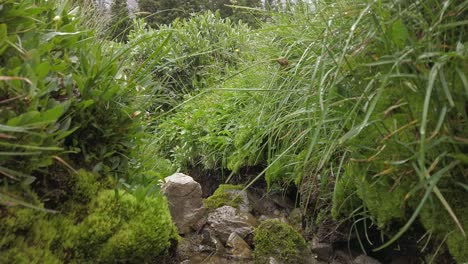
[7,104,66,127]
[35,62,50,79]
[0,124,30,133]
[0,23,7,55]
[41,31,82,42]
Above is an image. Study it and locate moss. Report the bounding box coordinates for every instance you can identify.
[75,189,178,262]
[419,188,468,263]
[331,167,360,219]
[204,184,244,209]
[253,219,307,264]
[70,169,100,203]
[0,207,76,264]
[333,163,412,228]
[447,232,468,263]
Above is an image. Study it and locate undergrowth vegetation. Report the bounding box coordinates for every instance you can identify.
[1,0,467,262]
[0,0,177,262]
[153,0,467,261]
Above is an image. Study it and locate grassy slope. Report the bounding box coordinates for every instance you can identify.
[154,0,467,261]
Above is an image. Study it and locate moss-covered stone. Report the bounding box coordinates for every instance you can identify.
[75,189,178,262]
[253,219,307,264]
[204,184,244,209]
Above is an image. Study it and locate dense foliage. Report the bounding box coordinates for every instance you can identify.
[1,0,467,262]
[0,0,177,262]
[152,0,467,262]
[138,0,262,28]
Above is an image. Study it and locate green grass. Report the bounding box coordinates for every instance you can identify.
[1,0,467,262]
[154,0,467,261]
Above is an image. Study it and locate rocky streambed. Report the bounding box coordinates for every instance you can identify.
[161,173,398,264]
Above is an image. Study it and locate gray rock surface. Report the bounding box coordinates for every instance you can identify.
[200,228,225,255]
[311,238,334,261]
[354,255,382,264]
[226,189,250,212]
[207,205,257,243]
[226,232,252,259]
[162,173,206,234]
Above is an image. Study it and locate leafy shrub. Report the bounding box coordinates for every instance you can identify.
[0,0,144,206]
[1,0,178,262]
[127,12,250,106]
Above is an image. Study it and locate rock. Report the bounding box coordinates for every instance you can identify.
[226,189,250,213]
[162,173,206,234]
[175,236,199,262]
[207,205,257,243]
[226,232,252,259]
[269,257,282,264]
[332,250,356,264]
[310,238,333,261]
[353,255,381,264]
[288,208,303,232]
[204,185,250,212]
[200,228,225,255]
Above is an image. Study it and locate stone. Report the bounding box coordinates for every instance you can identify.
[226,232,252,259]
[204,185,250,212]
[207,205,257,243]
[310,238,333,261]
[269,257,282,264]
[353,255,382,264]
[332,250,356,264]
[162,173,206,234]
[200,228,225,255]
[226,189,250,213]
[288,208,303,232]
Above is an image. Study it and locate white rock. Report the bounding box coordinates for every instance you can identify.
[162,173,206,234]
[207,205,257,243]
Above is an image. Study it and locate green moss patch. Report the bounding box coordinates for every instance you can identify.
[75,189,178,262]
[253,219,307,264]
[204,184,244,209]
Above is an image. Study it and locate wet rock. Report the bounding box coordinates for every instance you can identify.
[310,238,333,261]
[162,173,206,234]
[353,255,381,264]
[226,232,252,259]
[207,205,257,243]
